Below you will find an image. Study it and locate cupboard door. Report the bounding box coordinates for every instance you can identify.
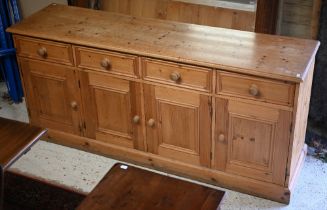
[80,71,144,150]
[214,98,291,185]
[144,84,211,167]
[19,59,82,134]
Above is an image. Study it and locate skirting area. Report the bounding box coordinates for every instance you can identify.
[1,82,327,209]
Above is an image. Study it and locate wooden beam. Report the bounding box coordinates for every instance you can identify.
[311,0,322,39]
[255,0,280,34]
[68,0,89,7]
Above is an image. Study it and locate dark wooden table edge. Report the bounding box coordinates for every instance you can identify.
[2,129,48,171]
[0,127,47,210]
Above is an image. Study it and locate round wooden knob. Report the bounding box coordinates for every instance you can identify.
[37,47,47,58]
[132,115,140,124]
[70,101,78,111]
[249,84,259,96]
[100,58,111,69]
[218,134,225,142]
[147,119,155,127]
[170,71,181,82]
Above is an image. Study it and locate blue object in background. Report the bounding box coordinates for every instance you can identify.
[0,0,23,103]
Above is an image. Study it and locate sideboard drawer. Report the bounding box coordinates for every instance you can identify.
[14,36,73,65]
[217,72,295,106]
[75,47,138,77]
[143,59,212,92]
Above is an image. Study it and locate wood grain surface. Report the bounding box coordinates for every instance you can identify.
[77,163,225,210]
[101,0,256,31]
[0,117,46,169]
[6,3,318,204]
[7,4,319,82]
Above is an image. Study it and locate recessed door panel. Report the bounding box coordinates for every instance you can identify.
[144,85,211,167]
[31,75,70,124]
[80,71,144,150]
[229,116,274,170]
[214,98,292,185]
[93,87,131,136]
[19,59,81,134]
[158,101,198,153]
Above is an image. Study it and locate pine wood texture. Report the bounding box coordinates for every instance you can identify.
[18,59,82,135]
[14,36,74,66]
[79,71,145,150]
[7,4,319,204]
[143,84,212,167]
[143,59,212,92]
[285,60,315,187]
[214,98,292,185]
[217,72,295,106]
[72,0,283,35]
[75,46,138,78]
[100,0,255,32]
[46,129,292,204]
[77,163,225,210]
[7,4,319,82]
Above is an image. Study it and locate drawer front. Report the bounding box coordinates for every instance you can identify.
[143,59,212,92]
[217,72,295,106]
[14,36,73,65]
[75,47,138,77]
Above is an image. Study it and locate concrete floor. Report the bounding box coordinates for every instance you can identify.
[1,82,327,210]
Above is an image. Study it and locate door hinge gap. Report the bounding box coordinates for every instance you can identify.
[209,101,213,117]
[290,122,293,133]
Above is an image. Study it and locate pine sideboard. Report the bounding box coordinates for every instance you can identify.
[7,4,320,203]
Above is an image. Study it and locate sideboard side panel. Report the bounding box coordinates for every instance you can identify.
[286,60,315,187]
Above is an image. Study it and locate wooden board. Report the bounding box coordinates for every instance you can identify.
[0,117,47,169]
[77,163,225,210]
[255,0,280,34]
[7,4,320,83]
[279,0,322,39]
[101,0,256,31]
[285,60,315,187]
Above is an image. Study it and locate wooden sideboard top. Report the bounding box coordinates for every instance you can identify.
[7,4,319,83]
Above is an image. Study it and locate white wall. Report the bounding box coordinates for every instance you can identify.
[19,0,68,18]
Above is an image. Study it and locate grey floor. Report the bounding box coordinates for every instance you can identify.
[1,82,326,210]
